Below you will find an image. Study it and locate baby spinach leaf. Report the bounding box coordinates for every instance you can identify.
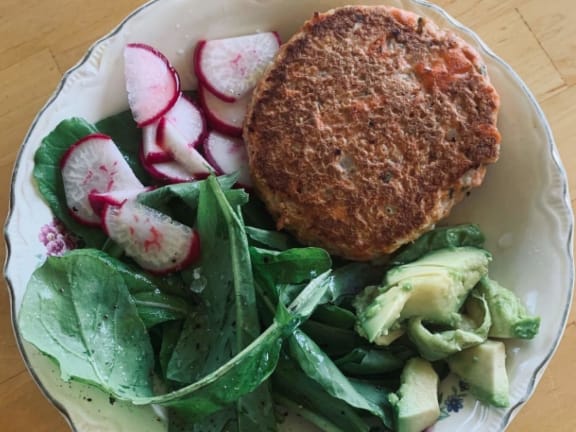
[18,249,154,399]
[288,330,392,427]
[56,248,191,324]
[241,194,277,230]
[245,226,297,251]
[334,347,414,376]
[390,224,486,265]
[131,291,191,329]
[324,262,387,305]
[169,406,239,432]
[272,361,373,432]
[159,320,184,382]
[300,320,364,358]
[311,304,356,329]
[251,246,332,285]
[274,394,354,432]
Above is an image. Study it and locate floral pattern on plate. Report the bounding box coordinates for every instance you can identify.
[38,218,79,256]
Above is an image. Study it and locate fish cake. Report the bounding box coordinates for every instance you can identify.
[244,5,501,261]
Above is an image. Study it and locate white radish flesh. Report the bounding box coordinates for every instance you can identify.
[159,117,213,178]
[194,32,280,102]
[141,122,173,163]
[203,131,252,187]
[103,200,200,274]
[142,159,196,183]
[124,43,180,127]
[60,133,144,226]
[161,95,207,148]
[198,86,251,137]
[88,187,151,217]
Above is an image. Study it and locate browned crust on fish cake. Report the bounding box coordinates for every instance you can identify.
[244,5,501,261]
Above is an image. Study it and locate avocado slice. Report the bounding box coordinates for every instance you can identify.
[389,357,440,432]
[354,247,491,343]
[386,246,491,286]
[446,340,510,407]
[355,284,411,343]
[467,277,540,339]
[407,294,491,361]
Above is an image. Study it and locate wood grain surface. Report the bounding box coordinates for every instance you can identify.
[1,0,574,431]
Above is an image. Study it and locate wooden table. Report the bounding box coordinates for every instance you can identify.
[0,0,574,430]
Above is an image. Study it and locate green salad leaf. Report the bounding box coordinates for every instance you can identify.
[160,176,277,430]
[245,226,297,251]
[132,270,333,418]
[18,249,154,399]
[288,330,393,427]
[250,246,332,285]
[390,224,486,265]
[272,361,375,432]
[131,291,191,329]
[334,346,413,376]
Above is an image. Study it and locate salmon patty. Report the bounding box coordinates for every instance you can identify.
[244,5,501,261]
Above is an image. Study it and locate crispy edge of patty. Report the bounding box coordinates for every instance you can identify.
[244,5,501,260]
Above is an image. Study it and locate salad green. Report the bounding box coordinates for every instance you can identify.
[19,107,540,432]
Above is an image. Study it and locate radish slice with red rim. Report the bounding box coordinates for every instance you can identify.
[143,159,197,183]
[198,85,251,137]
[124,43,180,127]
[139,141,195,183]
[103,200,200,274]
[60,133,144,226]
[160,117,213,179]
[203,131,252,187]
[88,187,152,218]
[142,122,173,163]
[159,95,207,149]
[193,32,280,102]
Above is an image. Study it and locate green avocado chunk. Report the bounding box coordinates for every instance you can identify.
[407,294,491,361]
[389,357,440,432]
[446,340,510,408]
[354,247,491,343]
[467,277,540,339]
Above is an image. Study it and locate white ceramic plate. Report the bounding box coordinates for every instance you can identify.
[4,0,574,431]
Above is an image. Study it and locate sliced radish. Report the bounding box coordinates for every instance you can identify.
[160,117,213,178]
[198,85,251,137]
[103,200,200,274]
[60,133,144,226]
[139,142,194,183]
[203,131,252,187]
[88,187,151,217]
[124,43,180,127]
[193,32,280,102]
[143,160,196,183]
[159,95,207,149]
[142,122,173,163]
